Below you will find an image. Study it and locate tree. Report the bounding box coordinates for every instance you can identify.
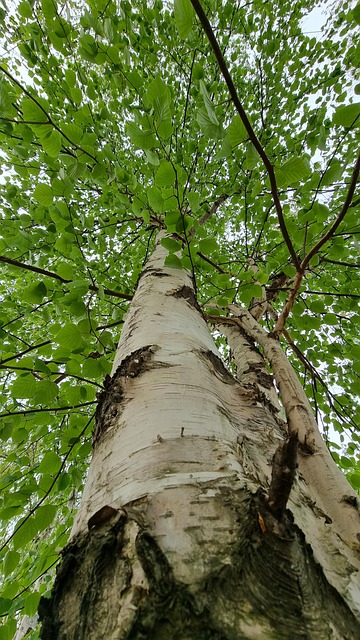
[0,0,359,637]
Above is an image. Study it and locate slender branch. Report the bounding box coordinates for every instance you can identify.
[0,340,51,364]
[302,290,360,298]
[267,286,360,298]
[96,319,124,331]
[190,0,300,269]
[0,117,53,126]
[272,153,360,337]
[0,364,104,388]
[320,258,360,268]
[198,193,229,226]
[88,285,132,300]
[0,402,96,418]
[0,255,70,283]
[0,255,133,300]
[302,153,360,270]
[197,251,227,274]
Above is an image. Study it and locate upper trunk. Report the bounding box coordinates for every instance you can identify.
[39,237,360,640]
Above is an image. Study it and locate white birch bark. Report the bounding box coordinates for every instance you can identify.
[71,240,275,580]
[39,237,360,640]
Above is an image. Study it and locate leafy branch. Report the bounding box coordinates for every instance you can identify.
[0,402,96,418]
[190,0,300,270]
[0,255,133,300]
[0,364,104,388]
[0,64,97,162]
[0,411,95,553]
[273,153,360,336]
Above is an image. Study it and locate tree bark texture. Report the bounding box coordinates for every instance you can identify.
[39,238,360,640]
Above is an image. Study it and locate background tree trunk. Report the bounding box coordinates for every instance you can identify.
[39,239,360,640]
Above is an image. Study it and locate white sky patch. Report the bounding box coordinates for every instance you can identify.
[300,5,327,37]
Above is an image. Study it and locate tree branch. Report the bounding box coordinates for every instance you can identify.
[302,153,360,270]
[0,402,96,418]
[0,340,52,364]
[272,153,360,336]
[190,0,300,269]
[0,255,70,282]
[0,255,133,300]
[198,193,229,226]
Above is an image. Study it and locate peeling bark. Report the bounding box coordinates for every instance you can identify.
[39,236,360,639]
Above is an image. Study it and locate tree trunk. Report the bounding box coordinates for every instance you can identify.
[39,237,360,640]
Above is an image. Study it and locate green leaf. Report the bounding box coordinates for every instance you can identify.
[41,130,63,157]
[126,122,157,150]
[33,380,59,404]
[164,253,183,269]
[21,97,48,123]
[34,504,57,532]
[227,115,248,147]
[3,551,20,577]
[197,108,222,139]
[23,591,41,617]
[333,103,360,127]
[18,1,33,18]
[277,156,311,187]
[198,237,219,254]
[352,1,360,25]
[0,620,17,640]
[161,237,182,252]
[348,472,360,489]
[70,87,83,104]
[147,186,164,214]
[38,452,62,474]
[41,0,57,19]
[0,599,13,616]
[174,0,195,39]
[155,161,176,187]
[33,183,54,206]
[11,375,37,399]
[244,141,260,170]
[55,324,85,350]
[339,456,354,469]
[22,281,47,304]
[12,428,28,443]
[311,202,330,222]
[322,162,343,186]
[193,63,204,80]
[65,68,77,87]
[145,76,172,124]
[12,516,39,550]
[199,80,219,125]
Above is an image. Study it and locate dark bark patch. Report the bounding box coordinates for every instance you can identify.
[141,267,171,279]
[88,505,121,530]
[93,346,155,445]
[199,349,236,385]
[170,285,206,319]
[39,492,360,640]
[39,514,128,640]
[171,285,196,304]
[136,531,174,599]
[267,432,298,519]
[246,363,274,389]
